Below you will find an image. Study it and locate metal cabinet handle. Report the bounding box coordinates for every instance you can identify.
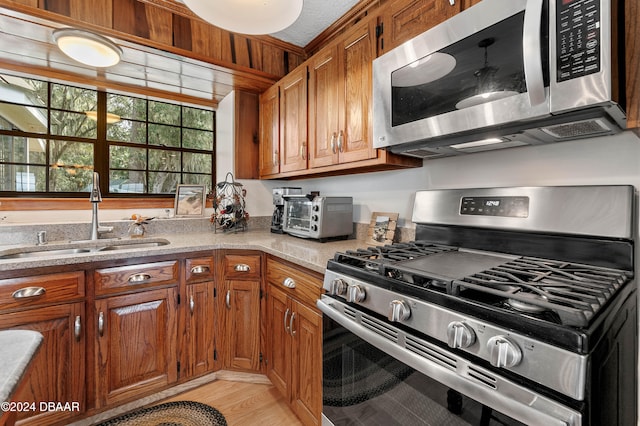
[289,312,296,336]
[234,264,251,272]
[12,286,46,299]
[190,295,195,314]
[225,290,231,309]
[337,131,344,152]
[74,315,81,341]
[190,265,210,274]
[283,277,296,289]
[330,133,337,154]
[274,149,279,166]
[300,142,307,160]
[449,0,455,5]
[128,273,151,283]
[98,312,104,337]
[284,308,290,333]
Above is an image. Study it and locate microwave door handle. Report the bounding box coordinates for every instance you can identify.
[522,0,545,106]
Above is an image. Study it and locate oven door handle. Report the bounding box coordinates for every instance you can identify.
[317,297,579,426]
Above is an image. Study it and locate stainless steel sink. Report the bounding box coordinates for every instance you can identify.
[0,238,171,260]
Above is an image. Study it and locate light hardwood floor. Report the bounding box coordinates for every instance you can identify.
[159,377,303,426]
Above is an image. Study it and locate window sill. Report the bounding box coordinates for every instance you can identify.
[0,198,177,211]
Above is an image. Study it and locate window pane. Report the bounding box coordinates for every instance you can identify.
[0,135,46,164]
[109,170,146,193]
[183,129,213,150]
[183,106,213,131]
[149,124,180,147]
[0,164,46,191]
[149,148,180,171]
[149,100,180,125]
[48,167,94,192]
[109,145,147,169]
[0,104,48,133]
[183,173,212,190]
[183,152,212,174]
[107,94,146,121]
[148,171,179,194]
[107,119,147,143]
[51,111,97,138]
[50,84,97,112]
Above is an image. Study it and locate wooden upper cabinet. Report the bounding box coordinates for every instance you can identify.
[378,0,463,53]
[279,66,309,173]
[259,84,281,177]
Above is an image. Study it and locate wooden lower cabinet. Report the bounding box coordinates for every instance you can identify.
[185,281,216,377]
[0,302,85,426]
[266,258,323,426]
[94,287,178,408]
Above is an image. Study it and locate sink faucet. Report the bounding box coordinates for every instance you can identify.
[90,172,113,240]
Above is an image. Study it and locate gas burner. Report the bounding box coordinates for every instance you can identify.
[507,292,549,313]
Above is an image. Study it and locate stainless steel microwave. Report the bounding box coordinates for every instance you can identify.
[373,0,627,158]
[282,196,353,241]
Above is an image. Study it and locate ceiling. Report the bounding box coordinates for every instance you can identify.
[0,1,360,109]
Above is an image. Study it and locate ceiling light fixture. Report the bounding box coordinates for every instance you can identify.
[182,0,303,35]
[53,28,122,67]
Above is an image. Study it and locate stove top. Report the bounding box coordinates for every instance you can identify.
[331,241,632,328]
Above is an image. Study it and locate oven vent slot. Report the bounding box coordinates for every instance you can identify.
[344,305,358,321]
[405,335,457,370]
[467,366,498,389]
[361,315,399,343]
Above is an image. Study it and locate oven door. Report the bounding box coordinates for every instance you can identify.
[283,197,312,237]
[318,296,581,426]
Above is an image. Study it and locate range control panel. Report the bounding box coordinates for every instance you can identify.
[460,196,530,218]
[557,0,601,82]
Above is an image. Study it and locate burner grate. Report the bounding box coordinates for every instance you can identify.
[451,257,632,327]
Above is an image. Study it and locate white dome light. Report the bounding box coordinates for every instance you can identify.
[183,0,303,35]
[53,28,122,68]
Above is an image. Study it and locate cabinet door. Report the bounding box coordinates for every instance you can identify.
[0,303,85,425]
[337,19,378,164]
[379,0,462,53]
[224,279,261,371]
[308,45,340,168]
[266,285,291,398]
[280,66,308,173]
[95,288,178,407]
[259,84,280,176]
[186,281,215,378]
[290,299,323,426]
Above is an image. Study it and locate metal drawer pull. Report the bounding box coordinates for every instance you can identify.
[225,290,231,309]
[289,312,296,336]
[234,264,251,272]
[12,286,46,299]
[283,277,296,289]
[190,265,210,274]
[98,312,105,337]
[190,295,195,314]
[74,316,81,341]
[284,308,290,332]
[128,273,151,283]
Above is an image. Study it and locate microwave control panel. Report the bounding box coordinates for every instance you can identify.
[460,196,529,218]
[556,0,601,82]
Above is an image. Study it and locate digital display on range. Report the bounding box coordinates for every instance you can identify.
[557,0,601,82]
[460,196,529,218]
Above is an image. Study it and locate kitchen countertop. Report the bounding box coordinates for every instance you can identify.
[0,230,367,274]
[0,330,43,406]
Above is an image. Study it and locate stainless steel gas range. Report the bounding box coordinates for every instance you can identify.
[318,186,637,426]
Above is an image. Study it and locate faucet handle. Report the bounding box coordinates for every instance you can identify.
[97,225,114,235]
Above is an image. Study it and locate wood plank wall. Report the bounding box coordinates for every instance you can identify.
[3,0,305,80]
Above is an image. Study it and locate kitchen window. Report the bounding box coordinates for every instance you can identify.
[0,73,215,197]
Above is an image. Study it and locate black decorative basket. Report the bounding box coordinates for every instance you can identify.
[210,172,248,233]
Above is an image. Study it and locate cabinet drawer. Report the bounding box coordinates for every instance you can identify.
[94,260,179,295]
[267,257,322,306]
[185,256,215,284]
[0,271,84,311]
[223,254,261,279]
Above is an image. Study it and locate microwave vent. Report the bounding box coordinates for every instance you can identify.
[540,119,612,139]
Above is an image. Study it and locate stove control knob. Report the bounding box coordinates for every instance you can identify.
[487,336,522,368]
[388,300,411,322]
[329,278,348,296]
[346,285,366,303]
[446,321,476,349]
